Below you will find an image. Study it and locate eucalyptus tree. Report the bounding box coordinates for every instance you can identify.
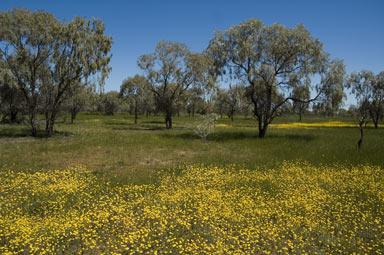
[101,91,121,116]
[186,87,205,117]
[207,19,345,138]
[64,83,93,123]
[225,85,245,121]
[138,41,213,129]
[347,71,372,149]
[292,86,310,121]
[120,75,151,124]
[0,8,112,136]
[313,82,345,116]
[0,62,25,123]
[213,88,229,118]
[0,9,56,135]
[369,72,384,128]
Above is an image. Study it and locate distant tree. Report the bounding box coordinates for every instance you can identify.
[65,83,93,123]
[138,41,213,129]
[102,91,121,116]
[313,82,346,116]
[120,75,151,124]
[207,18,345,138]
[0,8,112,136]
[213,88,228,118]
[347,70,384,129]
[186,87,204,117]
[292,86,310,121]
[369,72,384,128]
[225,85,245,121]
[0,64,24,123]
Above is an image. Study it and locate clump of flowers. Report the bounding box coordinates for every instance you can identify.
[0,163,383,254]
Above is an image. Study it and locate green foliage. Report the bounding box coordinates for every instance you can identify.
[206,19,345,137]
[120,75,152,123]
[0,8,112,136]
[101,91,121,115]
[138,41,213,129]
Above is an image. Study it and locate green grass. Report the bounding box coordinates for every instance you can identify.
[0,113,383,185]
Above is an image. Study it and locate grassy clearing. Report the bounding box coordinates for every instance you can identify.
[1,113,383,254]
[0,113,383,185]
[0,163,383,254]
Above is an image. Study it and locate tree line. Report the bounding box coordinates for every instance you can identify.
[1,8,383,138]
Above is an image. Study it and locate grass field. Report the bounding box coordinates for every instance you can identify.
[0,113,383,185]
[0,113,383,254]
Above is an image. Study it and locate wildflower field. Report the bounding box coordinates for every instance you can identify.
[1,114,384,254]
[1,162,383,254]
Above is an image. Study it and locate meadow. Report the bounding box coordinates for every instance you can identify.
[0,113,383,254]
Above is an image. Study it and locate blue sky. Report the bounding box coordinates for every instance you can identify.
[2,0,384,107]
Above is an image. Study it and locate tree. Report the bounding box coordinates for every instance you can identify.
[292,86,310,121]
[0,63,24,123]
[369,72,384,128]
[225,85,245,121]
[213,88,228,118]
[0,8,112,136]
[138,41,213,129]
[64,83,93,123]
[347,70,383,149]
[186,87,205,117]
[101,91,121,115]
[312,82,345,116]
[120,75,151,124]
[207,19,345,138]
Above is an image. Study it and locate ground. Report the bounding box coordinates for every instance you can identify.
[0,113,383,254]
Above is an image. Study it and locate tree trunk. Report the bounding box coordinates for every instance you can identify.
[29,110,37,137]
[45,111,49,131]
[45,110,57,137]
[134,104,138,124]
[165,113,172,129]
[258,123,268,138]
[256,115,269,138]
[71,112,76,124]
[10,110,18,123]
[357,122,364,150]
[373,119,378,129]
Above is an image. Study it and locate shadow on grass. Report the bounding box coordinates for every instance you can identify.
[112,125,166,131]
[104,121,132,126]
[162,130,316,142]
[0,127,73,139]
[141,120,164,124]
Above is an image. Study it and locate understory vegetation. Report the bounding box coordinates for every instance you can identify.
[0,114,383,254]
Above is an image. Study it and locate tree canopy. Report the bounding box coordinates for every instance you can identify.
[206,19,345,137]
[0,8,112,136]
[138,41,213,129]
